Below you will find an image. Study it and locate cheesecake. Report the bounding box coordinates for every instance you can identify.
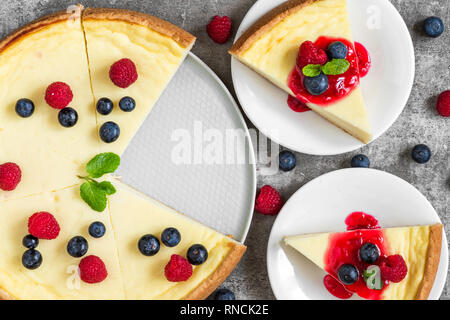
[229,0,372,143]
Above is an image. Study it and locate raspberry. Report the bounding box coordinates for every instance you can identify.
[437,90,450,117]
[164,254,193,282]
[45,82,73,109]
[255,185,283,216]
[28,212,60,240]
[379,254,408,283]
[109,58,138,88]
[0,162,21,191]
[207,15,232,44]
[79,255,108,284]
[297,41,328,69]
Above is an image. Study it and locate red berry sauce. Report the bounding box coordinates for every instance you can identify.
[287,95,311,113]
[323,274,353,299]
[354,42,371,78]
[345,211,380,230]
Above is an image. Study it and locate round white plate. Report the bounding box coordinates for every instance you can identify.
[231,0,415,155]
[116,53,256,242]
[267,168,448,300]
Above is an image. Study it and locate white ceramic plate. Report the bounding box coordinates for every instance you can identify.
[267,168,448,300]
[231,0,415,155]
[116,53,256,242]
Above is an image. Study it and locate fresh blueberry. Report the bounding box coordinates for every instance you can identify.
[58,107,78,128]
[22,234,39,249]
[138,234,160,256]
[327,41,348,59]
[67,236,89,258]
[119,96,136,112]
[15,98,35,118]
[359,243,380,263]
[96,98,114,115]
[187,244,208,265]
[351,154,370,168]
[99,121,120,143]
[412,144,431,164]
[337,264,359,285]
[213,288,235,300]
[22,249,42,270]
[304,72,329,96]
[423,17,444,38]
[161,227,181,247]
[89,221,106,238]
[279,150,296,172]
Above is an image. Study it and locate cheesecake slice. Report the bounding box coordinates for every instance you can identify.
[229,0,371,143]
[284,224,443,300]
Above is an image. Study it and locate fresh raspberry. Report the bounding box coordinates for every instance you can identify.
[0,162,21,191]
[28,212,60,240]
[207,15,232,44]
[79,255,108,284]
[437,90,450,117]
[297,41,328,69]
[165,254,193,282]
[255,185,283,215]
[109,58,138,88]
[379,254,408,283]
[45,82,73,109]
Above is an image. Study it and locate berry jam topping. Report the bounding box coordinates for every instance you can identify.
[287,95,311,113]
[323,275,353,299]
[354,42,371,78]
[345,211,380,230]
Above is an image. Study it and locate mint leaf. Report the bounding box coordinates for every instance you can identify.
[302,64,322,77]
[86,153,120,178]
[80,181,107,212]
[363,265,383,290]
[321,59,350,75]
[97,181,116,195]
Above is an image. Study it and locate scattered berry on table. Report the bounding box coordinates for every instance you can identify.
[411,144,431,164]
[437,90,450,117]
[99,121,120,143]
[297,41,328,68]
[89,221,106,238]
[164,254,193,282]
[0,162,22,191]
[379,254,408,283]
[207,15,232,44]
[119,96,136,112]
[337,264,359,285]
[67,236,89,258]
[351,154,370,168]
[213,288,235,300]
[22,249,43,270]
[359,243,380,264]
[187,244,208,265]
[327,41,348,59]
[28,211,60,240]
[15,98,35,118]
[79,255,108,284]
[279,150,296,172]
[96,98,114,115]
[255,185,283,216]
[58,107,78,128]
[304,73,329,96]
[161,227,181,247]
[22,234,39,249]
[423,16,444,38]
[45,82,73,109]
[138,234,160,256]
[109,58,138,88]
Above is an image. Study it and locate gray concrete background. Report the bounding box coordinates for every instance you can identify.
[0,0,448,299]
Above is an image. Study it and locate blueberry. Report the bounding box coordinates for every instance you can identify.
[161,227,181,247]
[327,41,348,59]
[15,98,35,118]
[22,234,39,249]
[58,107,78,127]
[412,144,431,164]
[96,98,114,115]
[359,243,380,263]
[67,236,89,258]
[423,17,444,38]
[119,96,136,112]
[187,244,208,265]
[213,288,235,300]
[337,264,359,285]
[351,154,370,168]
[22,249,42,270]
[279,150,296,172]
[304,73,329,96]
[89,221,106,238]
[99,121,120,143]
[138,234,160,256]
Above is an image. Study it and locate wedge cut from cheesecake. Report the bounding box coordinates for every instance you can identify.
[229,0,371,143]
[284,224,443,300]
[82,8,196,155]
[108,180,246,300]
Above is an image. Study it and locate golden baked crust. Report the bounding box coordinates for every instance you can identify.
[229,0,318,56]
[82,8,196,49]
[415,224,443,300]
[184,243,246,300]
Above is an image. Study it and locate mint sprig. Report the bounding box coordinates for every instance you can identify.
[363,265,383,290]
[79,153,120,212]
[302,59,350,77]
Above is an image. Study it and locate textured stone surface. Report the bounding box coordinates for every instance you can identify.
[0,0,448,300]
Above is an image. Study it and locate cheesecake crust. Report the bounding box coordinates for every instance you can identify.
[82,8,196,49]
[229,0,318,56]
